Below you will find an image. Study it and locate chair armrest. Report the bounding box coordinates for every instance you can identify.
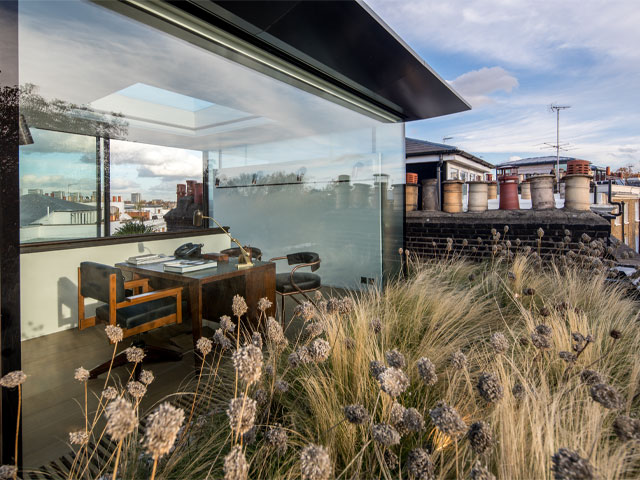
[290,260,321,292]
[117,286,183,308]
[268,256,287,262]
[124,278,151,294]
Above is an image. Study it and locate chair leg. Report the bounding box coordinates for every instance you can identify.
[88,343,183,379]
[280,294,286,328]
[89,351,130,379]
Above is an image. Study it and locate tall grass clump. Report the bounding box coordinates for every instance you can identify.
[50,253,640,479]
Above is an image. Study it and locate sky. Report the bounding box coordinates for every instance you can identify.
[367,0,640,169]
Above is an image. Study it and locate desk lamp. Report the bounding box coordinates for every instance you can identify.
[192,210,253,269]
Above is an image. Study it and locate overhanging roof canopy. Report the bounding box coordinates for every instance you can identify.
[170,0,471,122]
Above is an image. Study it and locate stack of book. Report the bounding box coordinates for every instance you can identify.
[163,260,217,273]
[127,254,173,265]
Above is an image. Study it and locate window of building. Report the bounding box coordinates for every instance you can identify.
[449,167,459,180]
[624,202,630,224]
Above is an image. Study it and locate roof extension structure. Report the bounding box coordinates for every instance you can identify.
[496,156,581,168]
[171,1,471,122]
[20,194,95,227]
[405,137,494,169]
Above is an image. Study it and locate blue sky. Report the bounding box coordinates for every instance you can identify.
[367,0,640,169]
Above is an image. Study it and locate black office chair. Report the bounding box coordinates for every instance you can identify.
[269,252,321,325]
[78,262,186,378]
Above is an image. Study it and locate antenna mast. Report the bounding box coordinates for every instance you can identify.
[550,104,571,182]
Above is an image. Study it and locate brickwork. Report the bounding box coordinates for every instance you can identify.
[405,209,611,259]
[610,198,639,251]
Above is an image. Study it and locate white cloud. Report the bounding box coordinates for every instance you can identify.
[449,67,518,107]
[509,155,522,161]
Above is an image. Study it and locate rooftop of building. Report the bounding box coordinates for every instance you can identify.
[405,137,494,169]
[20,193,95,226]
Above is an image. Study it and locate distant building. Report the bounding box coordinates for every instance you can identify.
[405,138,494,183]
[496,156,607,181]
[594,182,640,252]
[20,193,97,242]
[131,193,141,204]
[27,188,43,195]
[51,190,65,199]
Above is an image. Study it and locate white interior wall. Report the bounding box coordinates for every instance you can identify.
[20,232,230,340]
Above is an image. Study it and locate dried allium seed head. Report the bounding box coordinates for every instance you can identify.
[429,401,467,436]
[69,430,89,445]
[343,404,370,424]
[524,246,532,254]
[390,401,406,427]
[378,367,409,397]
[309,338,331,363]
[339,297,355,314]
[300,444,332,480]
[232,295,248,318]
[572,332,586,351]
[507,271,516,281]
[384,450,398,470]
[370,318,382,334]
[590,383,623,409]
[503,225,509,233]
[537,228,545,238]
[468,421,493,455]
[74,367,90,382]
[0,370,27,389]
[505,240,512,248]
[490,332,509,354]
[223,445,248,480]
[266,317,288,349]
[470,461,496,480]
[531,333,551,350]
[403,407,425,432]
[580,370,605,386]
[539,306,551,317]
[535,324,552,336]
[213,328,232,351]
[127,381,146,399]
[512,382,525,400]
[275,379,289,393]
[326,298,341,314]
[265,424,288,454]
[105,398,137,441]
[295,301,315,321]
[610,329,622,339]
[143,402,184,459]
[519,336,530,346]
[416,357,437,386]
[581,233,591,242]
[523,287,535,296]
[102,386,118,400]
[257,297,273,312]
[253,388,268,406]
[477,372,504,403]
[564,236,572,244]
[125,346,145,364]
[551,448,595,480]
[371,423,401,446]
[559,351,577,363]
[469,273,476,281]
[491,228,497,236]
[220,315,235,332]
[105,325,123,343]
[139,370,154,385]
[385,349,406,369]
[494,232,501,241]
[305,321,324,339]
[0,465,18,480]
[242,426,257,446]
[344,337,356,350]
[462,239,469,247]
[613,415,640,442]
[406,448,434,480]
[226,396,257,434]
[398,247,404,255]
[450,350,467,370]
[196,337,213,356]
[251,332,263,350]
[370,360,387,379]
[232,344,263,385]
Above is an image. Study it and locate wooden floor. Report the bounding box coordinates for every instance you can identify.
[20,289,343,470]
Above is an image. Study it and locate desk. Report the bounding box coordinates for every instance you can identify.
[117,259,276,353]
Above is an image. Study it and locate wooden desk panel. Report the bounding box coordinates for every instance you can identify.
[117,259,276,355]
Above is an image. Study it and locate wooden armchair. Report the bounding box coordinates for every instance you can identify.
[78,262,184,378]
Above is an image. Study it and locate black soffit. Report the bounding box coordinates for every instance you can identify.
[172,0,471,122]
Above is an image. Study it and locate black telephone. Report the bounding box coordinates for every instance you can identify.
[174,242,203,259]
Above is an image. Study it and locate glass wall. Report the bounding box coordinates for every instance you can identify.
[17,0,404,467]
